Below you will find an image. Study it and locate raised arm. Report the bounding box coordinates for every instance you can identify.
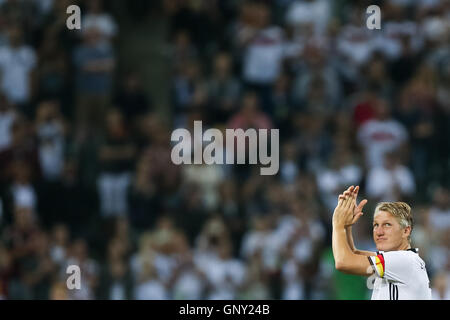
[332,186,375,276]
[340,186,375,257]
[346,225,374,257]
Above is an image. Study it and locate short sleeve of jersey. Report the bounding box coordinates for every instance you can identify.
[368,251,414,283]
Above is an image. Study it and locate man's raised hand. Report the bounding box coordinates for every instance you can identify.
[333,186,357,227]
[338,186,368,227]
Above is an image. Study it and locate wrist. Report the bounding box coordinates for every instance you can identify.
[333,222,346,229]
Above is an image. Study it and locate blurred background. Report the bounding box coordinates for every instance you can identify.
[0,0,449,300]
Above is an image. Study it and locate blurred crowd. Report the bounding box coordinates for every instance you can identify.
[0,0,449,300]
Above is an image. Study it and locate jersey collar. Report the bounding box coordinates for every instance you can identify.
[376,248,419,254]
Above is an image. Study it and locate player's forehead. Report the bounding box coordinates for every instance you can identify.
[373,210,395,223]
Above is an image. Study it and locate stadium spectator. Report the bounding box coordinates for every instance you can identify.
[49,223,69,268]
[0,24,37,114]
[426,187,450,244]
[237,2,285,112]
[428,231,450,279]
[361,54,394,99]
[171,59,206,128]
[394,82,436,191]
[239,249,271,299]
[96,238,133,300]
[35,100,66,182]
[1,206,40,298]
[431,271,450,300]
[97,109,136,218]
[82,0,118,45]
[228,92,273,131]
[198,238,246,300]
[206,52,241,125]
[134,257,169,300]
[357,98,408,168]
[168,30,198,75]
[365,152,416,202]
[113,71,152,131]
[169,233,206,300]
[35,33,69,105]
[336,6,375,67]
[73,25,115,143]
[20,230,56,299]
[291,42,342,115]
[285,0,331,36]
[128,155,161,231]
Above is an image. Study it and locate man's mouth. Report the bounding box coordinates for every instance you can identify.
[377,238,387,241]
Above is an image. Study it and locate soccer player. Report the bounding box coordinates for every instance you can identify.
[332,186,431,300]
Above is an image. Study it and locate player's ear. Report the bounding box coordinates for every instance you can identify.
[403,226,411,239]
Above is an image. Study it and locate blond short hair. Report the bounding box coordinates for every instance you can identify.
[374,202,414,241]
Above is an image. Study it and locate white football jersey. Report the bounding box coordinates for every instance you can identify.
[368,249,432,300]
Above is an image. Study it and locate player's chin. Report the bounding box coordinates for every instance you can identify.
[375,242,387,251]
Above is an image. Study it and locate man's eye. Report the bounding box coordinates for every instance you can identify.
[385,223,391,226]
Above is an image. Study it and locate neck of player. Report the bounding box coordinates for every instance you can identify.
[398,242,411,251]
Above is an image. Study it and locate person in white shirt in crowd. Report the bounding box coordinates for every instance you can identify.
[431,271,450,300]
[371,3,423,61]
[35,100,66,182]
[427,227,450,279]
[281,246,306,300]
[240,215,275,270]
[10,160,37,212]
[134,258,169,300]
[169,238,207,300]
[285,0,331,37]
[423,188,449,285]
[196,238,246,300]
[97,109,136,218]
[357,98,408,169]
[181,122,226,211]
[49,223,70,268]
[131,217,180,286]
[129,231,169,299]
[82,0,118,45]
[238,248,272,299]
[281,199,325,299]
[130,232,155,283]
[426,187,450,238]
[195,216,230,264]
[0,25,37,111]
[366,151,416,202]
[194,216,246,299]
[336,6,376,67]
[237,2,285,105]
